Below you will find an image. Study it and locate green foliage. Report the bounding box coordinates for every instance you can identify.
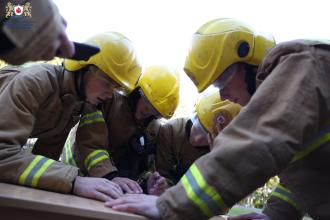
[238,176,279,208]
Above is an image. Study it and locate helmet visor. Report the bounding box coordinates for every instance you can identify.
[139,89,162,118]
[212,63,238,90]
[191,113,209,135]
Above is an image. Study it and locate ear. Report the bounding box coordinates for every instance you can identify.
[237,41,250,57]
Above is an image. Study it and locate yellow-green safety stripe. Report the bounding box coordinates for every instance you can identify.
[292,123,330,162]
[64,135,76,166]
[272,184,303,212]
[19,155,55,187]
[181,164,228,217]
[84,150,109,171]
[79,111,104,127]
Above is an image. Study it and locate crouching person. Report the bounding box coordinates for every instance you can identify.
[0,31,142,202]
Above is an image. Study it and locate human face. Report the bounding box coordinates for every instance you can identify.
[189,116,209,147]
[213,63,251,106]
[134,93,160,121]
[84,66,120,105]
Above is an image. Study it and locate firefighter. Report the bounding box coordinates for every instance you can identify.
[0,0,74,64]
[63,65,180,195]
[0,31,142,202]
[106,17,330,220]
[155,91,241,189]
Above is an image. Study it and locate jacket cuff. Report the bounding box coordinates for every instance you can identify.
[102,171,120,180]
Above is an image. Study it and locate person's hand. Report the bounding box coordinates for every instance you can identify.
[112,177,143,194]
[147,172,167,196]
[41,18,75,60]
[228,212,270,220]
[73,176,123,202]
[105,193,161,219]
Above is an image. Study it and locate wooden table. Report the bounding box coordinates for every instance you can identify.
[0,182,147,220]
[0,182,227,220]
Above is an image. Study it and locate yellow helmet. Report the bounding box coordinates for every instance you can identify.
[64,32,142,92]
[138,65,180,119]
[184,18,275,92]
[196,91,241,133]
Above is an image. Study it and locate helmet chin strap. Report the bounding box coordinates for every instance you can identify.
[244,64,257,96]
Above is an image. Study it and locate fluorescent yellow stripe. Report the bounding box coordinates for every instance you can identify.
[79,118,104,127]
[84,111,103,118]
[272,191,301,211]
[79,111,104,127]
[181,175,212,217]
[190,164,227,211]
[19,155,43,185]
[84,150,106,165]
[277,184,290,193]
[272,184,302,212]
[84,150,109,170]
[31,159,54,187]
[87,155,108,171]
[292,132,330,162]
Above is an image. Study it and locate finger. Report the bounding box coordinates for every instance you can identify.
[93,191,113,202]
[98,184,123,199]
[57,32,75,58]
[40,40,60,61]
[126,182,142,193]
[111,204,144,215]
[109,181,124,194]
[105,198,125,207]
[121,183,134,194]
[156,179,166,188]
[153,171,160,178]
[155,178,164,186]
[105,194,139,207]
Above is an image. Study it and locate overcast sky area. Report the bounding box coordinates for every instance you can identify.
[53,0,330,115]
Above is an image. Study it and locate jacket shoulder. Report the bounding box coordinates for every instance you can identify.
[0,64,64,93]
[257,39,330,81]
[161,117,189,138]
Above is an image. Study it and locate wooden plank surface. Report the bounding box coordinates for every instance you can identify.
[0,182,227,220]
[0,182,147,220]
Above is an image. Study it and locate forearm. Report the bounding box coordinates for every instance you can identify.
[0,145,78,193]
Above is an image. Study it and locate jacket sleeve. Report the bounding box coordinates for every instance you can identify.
[0,0,65,65]
[156,121,179,186]
[263,183,304,220]
[156,46,329,219]
[0,68,78,193]
[73,104,117,177]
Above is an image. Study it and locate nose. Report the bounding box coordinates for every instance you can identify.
[220,89,237,103]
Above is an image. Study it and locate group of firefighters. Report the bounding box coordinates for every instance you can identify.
[1,1,330,220]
